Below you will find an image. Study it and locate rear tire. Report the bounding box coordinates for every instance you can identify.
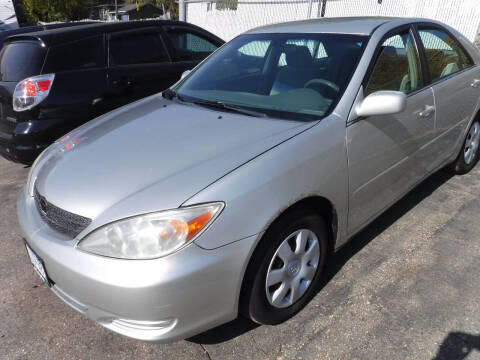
[240,208,328,325]
[446,120,480,175]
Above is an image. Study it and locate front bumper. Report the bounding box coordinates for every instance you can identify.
[17,187,258,342]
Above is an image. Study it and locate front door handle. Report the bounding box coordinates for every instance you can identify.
[471,79,480,88]
[419,105,435,118]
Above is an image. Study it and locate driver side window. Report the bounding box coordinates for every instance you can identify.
[366,31,422,95]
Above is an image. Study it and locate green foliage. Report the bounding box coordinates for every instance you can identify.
[216,0,238,11]
[127,0,178,20]
[12,0,30,26]
[20,0,179,24]
[22,0,93,23]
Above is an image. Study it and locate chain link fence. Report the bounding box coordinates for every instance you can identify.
[184,0,480,43]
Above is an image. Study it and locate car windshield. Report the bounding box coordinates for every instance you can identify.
[175,33,367,121]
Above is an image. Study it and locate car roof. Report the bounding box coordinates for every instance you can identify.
[0,22,98,42]
[246,17,403,36]
[5,20,211,47]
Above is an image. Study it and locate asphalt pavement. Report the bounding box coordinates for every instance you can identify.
[1,156,480,359]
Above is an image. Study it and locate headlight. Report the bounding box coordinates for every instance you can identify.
[77,202,224,259]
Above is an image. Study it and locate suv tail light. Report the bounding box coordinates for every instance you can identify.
[13,74,55,112]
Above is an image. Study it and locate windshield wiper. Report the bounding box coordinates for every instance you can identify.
[162,88,186,102]
[193,99,267,118]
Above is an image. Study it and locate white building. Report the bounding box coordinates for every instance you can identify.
[185,0,480,42]
[0,0,17,30]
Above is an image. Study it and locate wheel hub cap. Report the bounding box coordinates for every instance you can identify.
[464,122,480,165]
[286,260,301,277]
[265,229,321,309]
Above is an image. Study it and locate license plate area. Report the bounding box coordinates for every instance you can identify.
[25,242,51,286]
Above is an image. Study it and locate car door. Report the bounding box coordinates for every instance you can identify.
[161,25,221,79]
[106,27,176,109]
[415,24,480,166]
[347,26,436,234]
[41,35,108,126]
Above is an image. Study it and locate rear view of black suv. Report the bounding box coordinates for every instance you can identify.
[0,20,223,164]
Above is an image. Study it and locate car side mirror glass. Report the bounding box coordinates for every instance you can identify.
[181,70,191,79]
[356,90,407,117]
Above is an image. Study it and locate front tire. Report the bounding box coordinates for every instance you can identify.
[446,120,480,174]
[240,208,328,325]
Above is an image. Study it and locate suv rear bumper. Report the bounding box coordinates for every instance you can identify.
[0,140,47,164]
[0,118,65,164]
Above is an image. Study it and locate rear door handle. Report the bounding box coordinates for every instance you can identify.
[471,79,480,88]
[112,77,133,86]
[419,105,435,118]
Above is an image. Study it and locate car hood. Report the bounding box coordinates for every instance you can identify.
[33,95,311,223]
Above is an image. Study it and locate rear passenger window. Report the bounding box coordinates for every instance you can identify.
[164,28,218,61]
[0,41,45,81]
[366,31,422,95]
[44,36,104,73]
[109,31,169,66]
[419,28,473,81]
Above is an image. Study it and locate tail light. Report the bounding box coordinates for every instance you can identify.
[13,74,55,112]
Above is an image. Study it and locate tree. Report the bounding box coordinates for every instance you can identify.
[22,0,93,23]
[12,0,30,26]
[127,0,178,20]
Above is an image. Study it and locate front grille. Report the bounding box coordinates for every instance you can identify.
[34,187,92,238]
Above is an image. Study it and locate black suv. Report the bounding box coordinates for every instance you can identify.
[0,20,223,164]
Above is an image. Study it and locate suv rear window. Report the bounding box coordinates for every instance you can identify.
[0,41,45,81]
[43,35,105,73]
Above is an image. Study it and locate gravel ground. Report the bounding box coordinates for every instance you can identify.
[1,156,480,359]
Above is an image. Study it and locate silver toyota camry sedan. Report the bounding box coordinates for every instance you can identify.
[18,17,480,342]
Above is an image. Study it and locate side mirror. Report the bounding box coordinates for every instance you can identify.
[356,90,407,117]
[181,70,191,79]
